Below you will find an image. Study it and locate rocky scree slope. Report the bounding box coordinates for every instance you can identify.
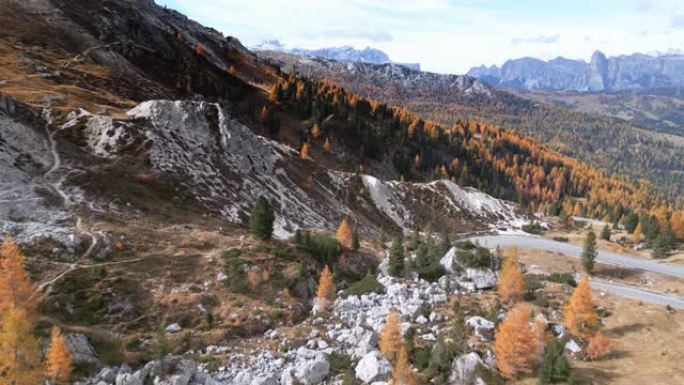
[75,248,502,385]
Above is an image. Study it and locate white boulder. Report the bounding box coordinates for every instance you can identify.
[355,351,391,383]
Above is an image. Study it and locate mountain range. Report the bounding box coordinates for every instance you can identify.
[468,50,684,92]
[252,40,420,70]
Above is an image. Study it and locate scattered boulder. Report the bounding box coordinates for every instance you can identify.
[355,351,391,383]
[564,339,582,355]
[65,333,99,365]
[449,352,484,385]
[465,316,495,341]
[165,323,182,333]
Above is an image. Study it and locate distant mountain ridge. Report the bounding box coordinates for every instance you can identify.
[468,50,684,91]
[252,40,420,70]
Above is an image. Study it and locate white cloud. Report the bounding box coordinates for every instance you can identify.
[511,34,561,45]
[158,0,684,74]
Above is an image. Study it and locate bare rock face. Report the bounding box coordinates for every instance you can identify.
[468,50,684,91]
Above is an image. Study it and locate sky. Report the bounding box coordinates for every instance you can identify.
[156,0,684,74]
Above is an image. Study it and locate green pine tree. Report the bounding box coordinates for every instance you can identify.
[249,196,275,241]
[538,339,572,384]
[389,237,405,277]
[582,228,597,274]
[600,224,611,241]
[352,227,360,250]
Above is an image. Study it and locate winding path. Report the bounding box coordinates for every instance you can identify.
[36,110,99,293]
[469,234,684,308]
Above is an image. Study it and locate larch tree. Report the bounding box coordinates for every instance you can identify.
[249,197,275,241]
[323,138,332,153]
[391,346,416,385]
[563,276,598,339]
[379,311,403,361]
[0,306,42,385]
[587,332,614,361]
[45,326,73,384]
[0,236,38,316]
[315,266,335,314]
[336,217,354,248]
[581,229,597,274]
[300,142,310,160]
[493,304,539,379]
[632,222,643,243]
[497,246,524,305]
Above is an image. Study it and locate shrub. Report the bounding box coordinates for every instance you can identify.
[227,257,249,293]
[455,240,477,250]
[411,347,431,371]
[587,333,614,361]
[538,339,571,384]
[327,352,354,373]
[546,272,575,286]
[524,275,545,300]
[301,233,342,265]
[552,236,569,242]
[343,272,384,297]
[522,221,543,234]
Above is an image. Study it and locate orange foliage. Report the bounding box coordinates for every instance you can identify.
[192,43,205,55]
[336,217,353,248]
[0,236,38,316]
[587,332,614,361]
[563,277,598,339]
[632,223,643,243]
[227,65,237,77]
[497,246,524,304]
[300,142,310,160]
[46,326,73,384]
[391,346,416,385]
[315,266,335,313]
[323,137,332,153]
[493,304,539,379]
[379,311,403,361]
[0,306,42,385]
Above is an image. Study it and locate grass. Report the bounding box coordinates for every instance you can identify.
[343,273,384,297]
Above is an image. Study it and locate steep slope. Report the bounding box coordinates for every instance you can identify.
[259,51,684,197]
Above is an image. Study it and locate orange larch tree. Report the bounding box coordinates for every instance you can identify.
[45,326,73,384]
[493,304,539,379]
[0,306,42,385]
[497,246,524,305]
[300,142,310,160]
[323,137,332,153]
[379,311,403,361]
[315,266,335,313]
[563,276,598,339]
[0,236,38,316]
[391,346,416,385]
[336,217,353,248]
[587,332,614,361]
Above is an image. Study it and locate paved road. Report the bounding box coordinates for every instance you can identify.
[590,279,684,308]
[469,234,684,308]
[470,234,684,278]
